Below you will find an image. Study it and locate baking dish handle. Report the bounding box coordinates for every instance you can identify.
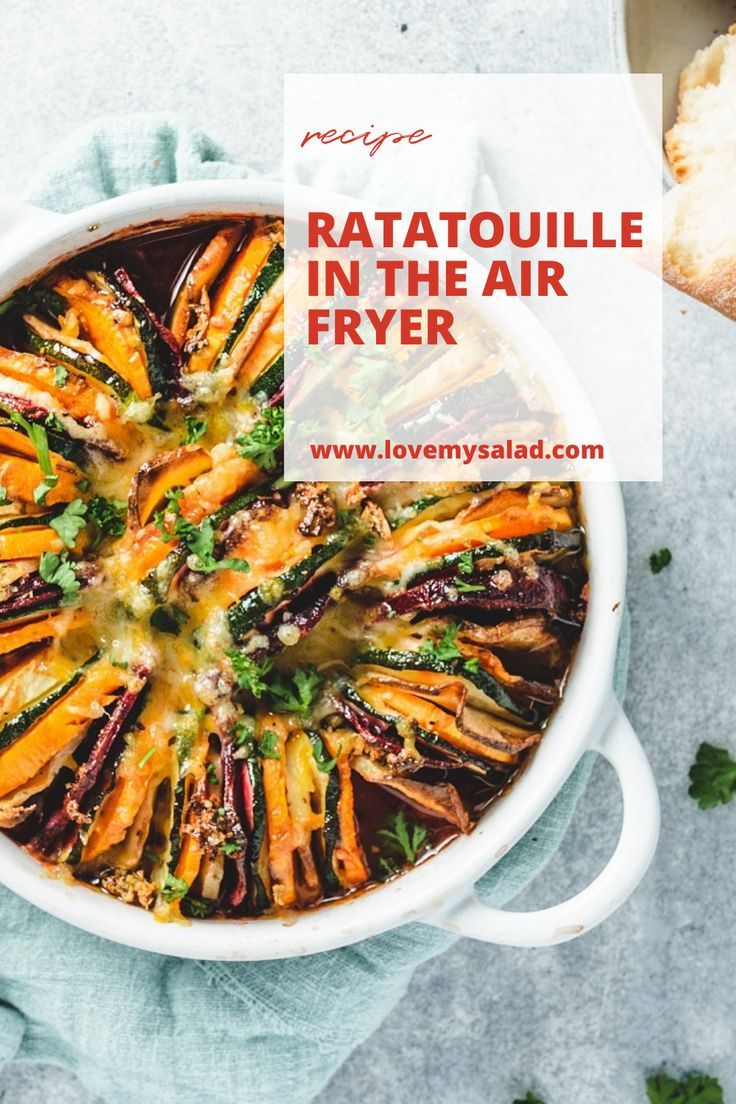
[425,698,659,947]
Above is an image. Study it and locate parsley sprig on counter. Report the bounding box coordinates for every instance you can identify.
[688,743,736,809]
[646,1071,723,1103]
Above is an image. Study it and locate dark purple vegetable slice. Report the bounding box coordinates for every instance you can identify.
[0,572,64,625]
[29,665,151,859]
[379,563,570,619]
[220,736,248,912]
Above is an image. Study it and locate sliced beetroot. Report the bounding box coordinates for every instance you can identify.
[30,665,150,858]
[0,573,63,623]
[220,736,249,912]
[380,563,570,619]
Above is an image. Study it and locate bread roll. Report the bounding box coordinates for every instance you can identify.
[664,24,736,320]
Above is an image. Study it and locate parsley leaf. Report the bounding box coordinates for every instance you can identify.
[33,473,59,505]
[688,743,736,809]
[454,576,485,593]
[160,873,188,903]
[513,1094,547,1104]
[650,548,672,574]
[220,840,242,856]
[182,415,207,445]
[87,495,126,548]
[183,896,214,918]
[312,736,338,773]
[378,808,428,870]
[232,718,255,756]
[269,665,323,716]
[53,363,68,387]
[456,550,474,575]
[9,410,54,476]
[38,550,80,605]
[206,762,219,785]
[0,484,7,504]
[464,657,480,674]
[49,498,87,548]
[419,621,462,662]
[235,406,284,471]
[258,728,281,760]
[226,649,272,697]
[646,1071,723,1104]
[156,500,249,575]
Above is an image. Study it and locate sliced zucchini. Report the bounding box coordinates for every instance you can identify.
[228,527,352,639]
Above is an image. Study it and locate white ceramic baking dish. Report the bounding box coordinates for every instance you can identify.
[0,181,659,959]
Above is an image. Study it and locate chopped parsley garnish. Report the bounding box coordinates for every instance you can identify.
[258,728,280,760]
[87,495,126,548]
[454,576,485,593]
[420,622,462,662]
[688,743,736,809]
[38,550,80,604]
[182,415,207,445]
[235,406,284,471]
[160,873,188,903]
[206,762,219,785]
[646,1072,723,1104]
[53,363,68,387]
[378,808,429,877]
[44,412,65,434]
[226,649,272,698]
[312,736,338,773]
[464,657,480,674]
[155,495,249,575]
[9,410,61,504]
[49,498,87,548]
[220,840,242,856]
[183,896,214,919]
[269,665,323,716]
[649,548,672,574]
[233,717,255,755]
[138,748,156,769]
[456,550,474,575]
[513,1094,547,1104]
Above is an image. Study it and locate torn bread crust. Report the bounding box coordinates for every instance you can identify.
[663,24,736,320]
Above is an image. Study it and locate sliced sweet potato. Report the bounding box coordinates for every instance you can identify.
[0,347,116,426]
[170,225,243,346]
[53,274,152,399]
[322,730,370,889]
[259,714,298,908]
[81,689,173,863]
[0,659,126,798]
[238,303,284,389]
[127,445,211,529]
[177,452,261,525]
[186,222,275,375]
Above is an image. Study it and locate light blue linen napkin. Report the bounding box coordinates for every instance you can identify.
[0,115,628,1104]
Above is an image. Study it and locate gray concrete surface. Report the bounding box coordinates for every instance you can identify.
[0,1,734,1102]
